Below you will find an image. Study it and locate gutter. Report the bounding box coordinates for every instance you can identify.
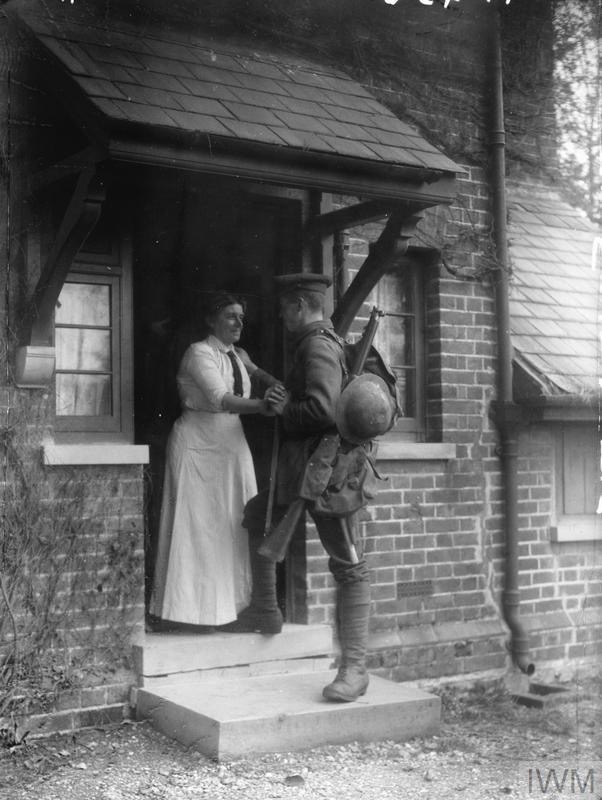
[490,7,535,676]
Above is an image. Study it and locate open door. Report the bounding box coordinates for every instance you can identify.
[132,173,302,620]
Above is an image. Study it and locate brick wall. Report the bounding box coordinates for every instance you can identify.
[0,387,145,736]
[305,157,602,681]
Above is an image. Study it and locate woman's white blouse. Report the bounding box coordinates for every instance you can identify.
[176,336,251,413]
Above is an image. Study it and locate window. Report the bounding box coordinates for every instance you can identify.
[371,266,425,441]
[551,423,601,541]
[54,238,133,441]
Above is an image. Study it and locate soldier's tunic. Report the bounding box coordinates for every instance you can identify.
[150,336,254,625]
[245,319,368,584]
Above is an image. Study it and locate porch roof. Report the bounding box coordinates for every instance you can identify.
[17,10,458,203]
[508,183,601,398]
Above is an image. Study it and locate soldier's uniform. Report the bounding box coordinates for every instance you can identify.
[234,274,371,703]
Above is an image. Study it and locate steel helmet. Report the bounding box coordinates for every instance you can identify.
[335,374,396,444]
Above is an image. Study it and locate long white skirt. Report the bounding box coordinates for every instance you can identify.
[150,409,254,625]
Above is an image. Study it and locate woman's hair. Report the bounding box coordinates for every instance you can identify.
[204,292,246,323]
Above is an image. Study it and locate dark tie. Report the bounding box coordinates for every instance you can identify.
[227,350,244,397]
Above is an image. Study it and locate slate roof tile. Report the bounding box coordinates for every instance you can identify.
[192,49,242,72]
[136,52,195,78]
[220,101,281,126]
[234,57,287,81]
[366,143,425,167]
[273,110,332,134]
[94,62,139,83]
[320,119,370,140]
[271,128,336,152]
[286,68,338,91]
[119,67,187,94]
[163,109,231,135]
[321,136,378,160]
[319,89,380,113]
[269,79,323,103]
[232,73,285,94]
[85,43,146,70]
[75,76,127,99]
[89,96,130,120]
[278,96,335,119]
[114,82,184,110]
[178,77,240,103]
[186,63,244,86]
[508,184,601,395]
[22,13,458,176]
[110,99,176,126]
[324,104,379,127]
[219,118,287,145]
[175,93,232,117]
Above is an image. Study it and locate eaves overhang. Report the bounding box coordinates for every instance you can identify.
[16,9,459,205]
[106,126,457,205]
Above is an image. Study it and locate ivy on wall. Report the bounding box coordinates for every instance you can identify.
[0,393,143,722]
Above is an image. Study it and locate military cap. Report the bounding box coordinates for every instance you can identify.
[274,273,332,296]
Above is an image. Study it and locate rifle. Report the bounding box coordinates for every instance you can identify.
[258,307,384,563]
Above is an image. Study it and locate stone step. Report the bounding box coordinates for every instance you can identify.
[133,624,333,686]
[135,670,440,760]
[141,656,334,691]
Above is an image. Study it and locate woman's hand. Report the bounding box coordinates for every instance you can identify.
[264,384,288,416]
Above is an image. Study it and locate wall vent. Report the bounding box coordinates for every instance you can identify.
[397,579,434,599]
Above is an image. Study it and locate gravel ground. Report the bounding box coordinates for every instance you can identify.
[1,676,600,800]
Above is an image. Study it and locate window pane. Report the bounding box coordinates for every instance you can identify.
[375,314,414,368]
[55,328,111,371]
[394,367,415,417]
[376,274,412,314]
[55,283,111,326]
[56,374,112,416]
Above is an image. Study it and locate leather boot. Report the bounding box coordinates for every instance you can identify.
[221,543,283,635]
[323,579,370,702]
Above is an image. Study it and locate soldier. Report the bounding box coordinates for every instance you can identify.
[227,273,371,703]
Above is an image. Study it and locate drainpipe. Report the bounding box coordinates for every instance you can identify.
[490,7,535,676]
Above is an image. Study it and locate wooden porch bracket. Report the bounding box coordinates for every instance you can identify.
[27,146,104,197]
[304,200,396,238]
[331,209,424,337]
[15,165,106,388]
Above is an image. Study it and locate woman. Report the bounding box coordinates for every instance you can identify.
[150,293,281,628]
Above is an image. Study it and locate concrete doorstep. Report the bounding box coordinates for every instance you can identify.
[135,670,441,760]
[134,625,440,759]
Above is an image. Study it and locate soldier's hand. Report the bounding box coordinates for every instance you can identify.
[259,399,277,416]
[265,385,288,415]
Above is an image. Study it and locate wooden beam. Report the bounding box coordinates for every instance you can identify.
[331,210,424,337]
[22,166,106,347]
[28,146,104,196]
[109,137,458,205]
[304,200,398,237]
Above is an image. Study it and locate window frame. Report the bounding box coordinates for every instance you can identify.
[550,421,602,542]
[53,238,133,443]
[371,261,426,444]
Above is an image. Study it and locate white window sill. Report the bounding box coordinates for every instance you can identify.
[43,442,150,466]
[550,516,602,543]
[375,442,456,461]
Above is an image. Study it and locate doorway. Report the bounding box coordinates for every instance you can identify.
[131,171,303,622]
